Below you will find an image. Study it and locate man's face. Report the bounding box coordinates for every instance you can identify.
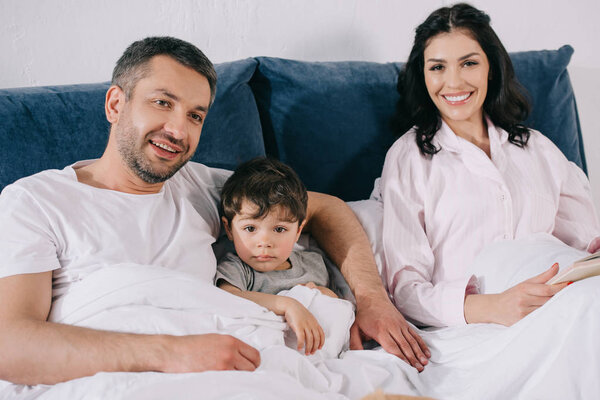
[112,55,212,184]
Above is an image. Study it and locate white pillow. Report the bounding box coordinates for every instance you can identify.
[347,199,385,275]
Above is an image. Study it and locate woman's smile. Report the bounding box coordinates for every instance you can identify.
[424,29,490,137]
[441,91,472,104]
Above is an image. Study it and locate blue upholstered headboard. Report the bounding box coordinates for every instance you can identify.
[0,46,584,201]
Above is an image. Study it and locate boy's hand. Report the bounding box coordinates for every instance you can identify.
[301,281,338,298]
[282,297,325,355]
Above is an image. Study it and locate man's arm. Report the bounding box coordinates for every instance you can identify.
[0,272,260,385]
[304,192,430,371]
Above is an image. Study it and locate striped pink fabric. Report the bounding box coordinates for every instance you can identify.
[375,119,600,327]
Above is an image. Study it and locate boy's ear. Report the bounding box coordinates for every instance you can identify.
[295,219,307,242]
[222,216,233,240]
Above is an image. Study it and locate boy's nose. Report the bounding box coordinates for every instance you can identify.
[257,236,272,248]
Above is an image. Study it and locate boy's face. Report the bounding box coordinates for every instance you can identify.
[223,200,305,272]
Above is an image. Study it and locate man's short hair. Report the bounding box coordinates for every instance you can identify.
[221,157,308,225]
[111,36,217,105]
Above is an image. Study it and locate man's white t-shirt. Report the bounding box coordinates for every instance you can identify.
[0,160,231,298]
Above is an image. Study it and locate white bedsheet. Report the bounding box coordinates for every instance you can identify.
[403,234,600,399]
[0,264,417,400]
[3,234,598,399]
[350,198,600,400]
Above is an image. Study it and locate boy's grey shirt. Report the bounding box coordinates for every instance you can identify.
[215,250,328,294]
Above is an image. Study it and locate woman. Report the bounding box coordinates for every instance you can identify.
[375,3,600,328]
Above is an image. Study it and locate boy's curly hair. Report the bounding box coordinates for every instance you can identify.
[221,157,308,225]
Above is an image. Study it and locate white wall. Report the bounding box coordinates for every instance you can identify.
[1,0,599,211]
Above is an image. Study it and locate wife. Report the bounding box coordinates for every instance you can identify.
[374,3,600,328]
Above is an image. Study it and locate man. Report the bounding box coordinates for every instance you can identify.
[0,37,429,386]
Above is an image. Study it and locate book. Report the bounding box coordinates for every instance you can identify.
[547,251,600,284]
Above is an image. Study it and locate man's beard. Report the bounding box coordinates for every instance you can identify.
[115,124,193,184]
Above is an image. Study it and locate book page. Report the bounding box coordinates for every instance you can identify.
[547,254,600,284]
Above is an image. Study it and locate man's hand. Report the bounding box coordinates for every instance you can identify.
[283,297,325,355]
[465,263,568,326]
[161,333,260,372]
[303,193,430,370]
[0,272,262,385]
[351,293,430,372]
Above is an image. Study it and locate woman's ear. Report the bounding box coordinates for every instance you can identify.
[105,85,126,124]
[222,216,234,240]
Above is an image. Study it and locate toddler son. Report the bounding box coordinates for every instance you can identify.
[215,157,337,355]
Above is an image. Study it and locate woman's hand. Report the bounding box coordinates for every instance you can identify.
[282,297,325,355]
[465,263,569,326]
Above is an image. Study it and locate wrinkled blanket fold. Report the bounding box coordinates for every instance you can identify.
[1,265,416,400]
[3,234,598,399]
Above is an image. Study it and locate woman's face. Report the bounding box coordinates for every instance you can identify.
[423,29,490,129]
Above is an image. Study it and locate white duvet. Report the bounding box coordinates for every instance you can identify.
[2,233,599,399]
[0,265,417,400]
[349,200,600,400]
[410,233,600,399]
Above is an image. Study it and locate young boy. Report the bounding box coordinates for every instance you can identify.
[215,157,337,355]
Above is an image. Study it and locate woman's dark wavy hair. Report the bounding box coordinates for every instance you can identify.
[393,3,530,156]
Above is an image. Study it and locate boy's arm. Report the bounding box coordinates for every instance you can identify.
[304,191,430,371]
[302,282,338,298]
[0,272,260,385]
[218,281,292,314]
[219,282,324,354]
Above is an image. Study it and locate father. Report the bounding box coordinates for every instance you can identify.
[0,37,429,385]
